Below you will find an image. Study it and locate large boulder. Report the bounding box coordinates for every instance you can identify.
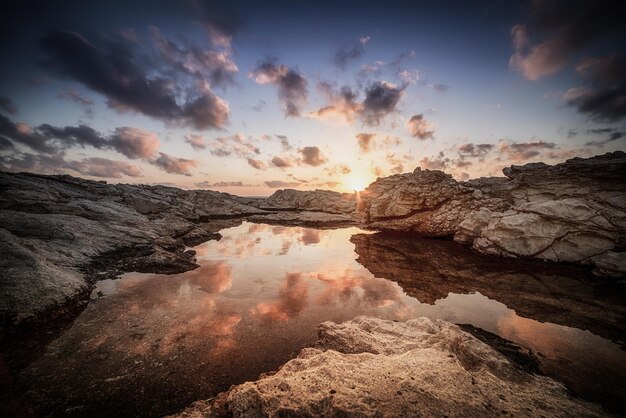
[172,316,608,417]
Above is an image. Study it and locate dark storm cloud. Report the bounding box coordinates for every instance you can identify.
[250,58,308,117]
[153,152,197,175]
[333,37,369,69]
[361,81,404,126]
[40,31,230,129]
[0,136,15,150]
[510,0,624,80]
[405,114,435,139]
[299,146,327,166]
[565,54,626,122]
[0,96,17,115]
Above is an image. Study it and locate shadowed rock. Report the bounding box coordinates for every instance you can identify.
[350,232,626,346]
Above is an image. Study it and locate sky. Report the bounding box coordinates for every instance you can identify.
[0,0,624,196]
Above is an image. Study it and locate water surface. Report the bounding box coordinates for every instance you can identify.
[10,222,626,416]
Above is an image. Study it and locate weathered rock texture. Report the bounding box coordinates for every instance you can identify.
[356,152,626,276]
[0,172,266,328]
[172,316,608,417]
[350,232,626,346]
[260,189,356,214]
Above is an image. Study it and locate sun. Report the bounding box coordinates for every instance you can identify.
[344,175,369,192]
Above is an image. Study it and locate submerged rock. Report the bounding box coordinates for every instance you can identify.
[172,316,608,417]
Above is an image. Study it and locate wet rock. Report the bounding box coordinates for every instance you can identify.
[0,172,266,329]
[172,316,608,417]
[350,232,626,346]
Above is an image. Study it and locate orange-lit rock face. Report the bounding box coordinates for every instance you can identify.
[17,222,626,417]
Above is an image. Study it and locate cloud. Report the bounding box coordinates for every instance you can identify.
[40,30,230,129]
[584,127,625,147]
[361,81,404,126]
[250,58,308,117]
[0,136,14,150]
[405,114,435,139]
[310,83,361,123]
[457,143,494,157]
[110,127,160,159]
[324,164,351,176]
[209,134,260,158]
[312,81,403,126]
[386,153,405,173]
[196,180,257,188]
[499,140,556,162]
[0,152,142,178]
[430,83,449,93]
[565,54,626,122]
[0,96,17,115]
[65,157,143,178]
[509,1,623,81]
[247,158,267,170]
[185,134,207,150]
[153,152,197,175]
[299,146,327,166]
[333,37,369,69]
[57,89,94,117]
[0,114,60,154]
[264,180,302,188]
[276,134,292,151]
[271,155,293,168]
[419,152,450,170]
[191,0,243,48]
[148,25,238,88]
[251,273,308,322]
[356,132,376,153]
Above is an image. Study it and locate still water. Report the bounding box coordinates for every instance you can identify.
[11,222,626,416]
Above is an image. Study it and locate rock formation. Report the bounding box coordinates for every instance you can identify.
[356,152,626,277]
[350,232,626,345]
[172,316,608,417]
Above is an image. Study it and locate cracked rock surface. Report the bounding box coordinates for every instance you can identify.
[171,316,608,418]
[357,152,626,276]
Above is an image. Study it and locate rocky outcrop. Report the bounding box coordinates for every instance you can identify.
[356,152,626,276]
[0,172,267,329]
[172,316,608,417]
[350,232,626,347]
[260,188,356,214]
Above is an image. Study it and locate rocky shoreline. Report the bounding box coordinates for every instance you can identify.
[1,152,625,331]
[1,152,625,417]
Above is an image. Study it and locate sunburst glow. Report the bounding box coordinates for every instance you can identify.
[344,174,370,192]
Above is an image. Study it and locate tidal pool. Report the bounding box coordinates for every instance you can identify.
[8,222,626,417]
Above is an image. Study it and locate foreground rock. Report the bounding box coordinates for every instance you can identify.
[173,316,608,417]
[0,172,266,329]
[356,152,626,276]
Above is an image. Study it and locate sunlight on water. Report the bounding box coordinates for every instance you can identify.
[20,222,626,417]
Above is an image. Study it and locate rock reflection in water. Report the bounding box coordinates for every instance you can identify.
[14,222,626,417]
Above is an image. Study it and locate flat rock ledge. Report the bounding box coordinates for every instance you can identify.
[171,316,608,418]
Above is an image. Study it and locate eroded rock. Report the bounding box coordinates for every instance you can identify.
[172,316,609,417]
